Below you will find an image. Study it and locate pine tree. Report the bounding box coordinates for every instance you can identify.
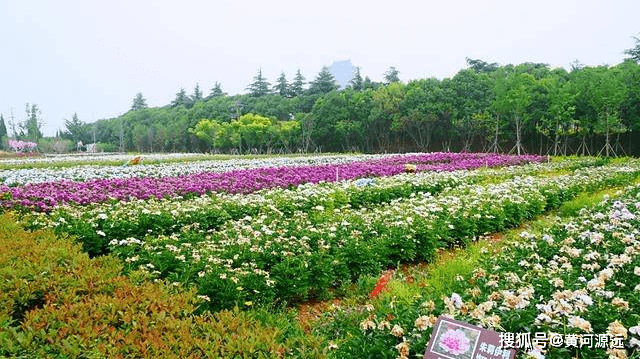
[246,69,271,97]
[208,82,227,98]
[349,67,364,90]
[192,83,203,103]
[22,104,43,141]
[290,69,306,97]
[65,113,90,144]
[131,93,148,111]
[273,72,291,97]
[308,66,339,95]
[624,35,640,63]
[171,88,190,107]
[0,114,7,139]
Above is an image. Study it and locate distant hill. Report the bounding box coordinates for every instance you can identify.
[329,60,355,89]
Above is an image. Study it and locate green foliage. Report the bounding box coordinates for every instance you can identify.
[274,72,291,97]
[37,137,74,153]
[308,66,339,95]
[63,112,91,145]
[49,58,640,155]
[383,66,400,84]
[0,114,7,141]
[190,114,301,153]
[191,83,203,103]
[171,87,191,108]
[247,69,271,97]
[0,213,325,358]
[624,34,640,63]
[290,69,307,97]
[20,103,43,142]
[349,67,364,91]
[207,81,227,99]
[131,92,148,111]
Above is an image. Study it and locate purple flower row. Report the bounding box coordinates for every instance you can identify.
[1,153,547,211]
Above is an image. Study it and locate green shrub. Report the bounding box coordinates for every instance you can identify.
[0,213,326,358]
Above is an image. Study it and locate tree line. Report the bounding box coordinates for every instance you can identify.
[5,37,640,156]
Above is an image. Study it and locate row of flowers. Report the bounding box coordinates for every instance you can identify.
[22,158,595,257]
[93,162,640,311]
[0,153,388,185]
[332,182,640,359]
[0,152,209,167]
[1,153,547,211]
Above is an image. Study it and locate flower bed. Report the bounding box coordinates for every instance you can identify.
[0,153,383,185]
[99,162,640,311]
[1,153,546,211]
[331,182,640,359]
[23,158,591,257]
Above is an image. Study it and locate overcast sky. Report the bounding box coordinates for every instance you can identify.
[1,0,638,137]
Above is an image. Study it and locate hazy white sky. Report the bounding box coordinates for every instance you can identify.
[1,0,638,136]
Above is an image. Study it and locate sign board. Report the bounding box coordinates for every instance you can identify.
[424,317,517,359]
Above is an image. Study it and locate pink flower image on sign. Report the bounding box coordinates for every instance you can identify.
[424,317,517,359]
[439,329,471,355]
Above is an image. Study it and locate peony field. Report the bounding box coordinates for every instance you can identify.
[1,152,639,359]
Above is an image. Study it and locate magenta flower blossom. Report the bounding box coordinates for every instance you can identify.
[438,328,471,355]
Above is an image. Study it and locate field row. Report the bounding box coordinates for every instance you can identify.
[96,161,640,309]
[331,181,640,358]
[0,153,384,185]
[1,153,546,211]
[24,157,599,257]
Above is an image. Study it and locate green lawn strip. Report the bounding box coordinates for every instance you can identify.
[315,181,640,358]
[0,213,327,358]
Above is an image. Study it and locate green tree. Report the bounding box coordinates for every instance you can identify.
[589,66,627,156]
[246,69,271,97]
[64,113,91,145]
[171,88,190,108]
[189,119,224,151]
[619,60,640,138]
[0,114,6,140]
[273,72,291,97]
[383,66,400,84]
[21,103,44,142]
[537,75,576,156]
[131,93,148,111]
[624,34,640,63]
[363,76,381,90]
[450,69,494,151]
[369,82,405,151]
[308,66,339,95]
[349,67,364,91]
[492,70,536,155]
[208,82,227,99]
[290,69,306,97]
[192,83,204,103]
[465,58,499,73]
[394,78,454,151]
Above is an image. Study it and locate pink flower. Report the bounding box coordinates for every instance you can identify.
[438,329,471,355]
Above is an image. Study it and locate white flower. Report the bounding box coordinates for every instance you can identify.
[451,293,463,309]
[526,348,545,359]
[391,324,404,337]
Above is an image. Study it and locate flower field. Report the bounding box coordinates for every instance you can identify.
[1,152,639,358]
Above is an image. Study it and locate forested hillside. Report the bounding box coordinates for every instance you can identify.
[57,55,640,156]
